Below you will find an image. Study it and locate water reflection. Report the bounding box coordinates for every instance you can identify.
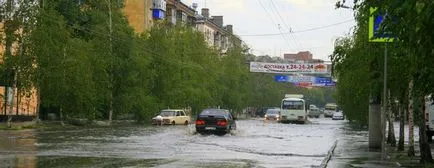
[0,130,37,168]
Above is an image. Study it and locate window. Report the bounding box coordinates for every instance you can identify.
[200,109,226,116]
[160,111,175,116]
[325,106,337,111]
[282,101,304,110]
[266,109,279,114]
[176,111,181,116]
[180,111,185,116]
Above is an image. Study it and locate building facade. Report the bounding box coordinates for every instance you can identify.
[195,8,242,53]
[166,0,196,25]
[122,1,242,53]
[0,23,38,117]
[123,0,154,33]
[284,51,313,62]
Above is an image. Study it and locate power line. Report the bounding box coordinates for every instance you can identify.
[239,19,354,37]
[268,0,301,49]
[257,0,294,51]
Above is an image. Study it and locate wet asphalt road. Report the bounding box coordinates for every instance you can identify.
[1,117,349,168]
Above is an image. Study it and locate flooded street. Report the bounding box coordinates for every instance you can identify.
[2,118,348,168]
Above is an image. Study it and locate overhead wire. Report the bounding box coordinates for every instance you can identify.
[238,19,354,37]
[268,0,301,50]
[257,0,294,52]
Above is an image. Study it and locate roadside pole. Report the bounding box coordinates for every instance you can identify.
[381,43,388,160]
[368,7,394,160]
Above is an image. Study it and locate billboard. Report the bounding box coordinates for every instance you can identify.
[250,62,328,74]
[274,75,335,87]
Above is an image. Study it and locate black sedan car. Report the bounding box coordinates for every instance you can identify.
[195,109,236,135]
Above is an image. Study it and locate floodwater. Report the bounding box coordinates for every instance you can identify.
[1,118,348,168]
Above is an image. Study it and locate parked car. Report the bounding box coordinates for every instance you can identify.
[152,109,191,125]
[264,108,280,121]
[332,111,344,120]
[308,107,320,118]
[195,109,237,135]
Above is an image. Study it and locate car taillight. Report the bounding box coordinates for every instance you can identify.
[195,119,205,125]
[217,120,228,126]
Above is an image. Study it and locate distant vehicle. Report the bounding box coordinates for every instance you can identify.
[425,95,434,141]
[332,111,344,120]
[324,103,338,118]
[152,109,191,125]
[256,107,279,117]
[195,109,237,135]
[308,107,320,118]
[280,94,307,124]
[319,108,325,114]
[309,104,317,110]
[264,108,280,121]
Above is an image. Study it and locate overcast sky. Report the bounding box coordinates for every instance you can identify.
[182,0,356,61]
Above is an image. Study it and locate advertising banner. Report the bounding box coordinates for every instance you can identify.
[250,62,328,74]
[274,75,335,87]
[274,75,289,82]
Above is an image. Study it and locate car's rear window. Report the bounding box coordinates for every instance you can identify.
[200,109,228,116]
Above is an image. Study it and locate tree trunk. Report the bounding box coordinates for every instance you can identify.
[408,80,415,157]
[4,86,7,115]
[107,0,113,126]
[387,92,396,147]
[369,94,382,149]
[109,100,113,125]
[35,89,41,123]
[398,101,405,151]
[5,0,15,129]
[59,107,65,126]
[7,71,17,128]
[419,95,433,163]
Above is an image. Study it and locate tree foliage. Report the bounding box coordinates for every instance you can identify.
[0,0,335,124]
[334,0,433,163]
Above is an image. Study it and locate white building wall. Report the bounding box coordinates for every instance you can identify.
[196,23,215,47]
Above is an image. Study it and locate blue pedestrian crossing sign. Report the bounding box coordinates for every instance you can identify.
[369,7,394,43]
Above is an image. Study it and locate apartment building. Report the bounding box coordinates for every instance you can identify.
[195,8,242,53]
[122,1,242,52]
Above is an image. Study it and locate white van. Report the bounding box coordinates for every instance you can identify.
[280,94,306,124]
[324,103,338,118]
[425,95,434,141]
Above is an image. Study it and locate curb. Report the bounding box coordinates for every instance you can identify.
[320,139,338,168]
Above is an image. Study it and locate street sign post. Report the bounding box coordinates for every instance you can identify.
[368,7,394,160]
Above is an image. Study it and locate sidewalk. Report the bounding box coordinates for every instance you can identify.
[327,122,430,168]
